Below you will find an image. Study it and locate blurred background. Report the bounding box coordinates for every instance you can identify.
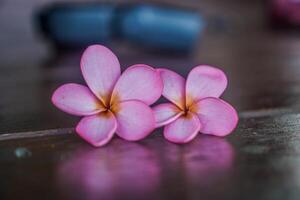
[4,1,300,200]
[1,0,300,132]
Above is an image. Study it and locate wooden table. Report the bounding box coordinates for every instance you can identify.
[2,0,300,199]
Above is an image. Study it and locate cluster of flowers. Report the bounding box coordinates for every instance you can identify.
[52,45,238,147]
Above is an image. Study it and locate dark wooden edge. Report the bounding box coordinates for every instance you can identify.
[0,128,74,141]
[0,107,294,142]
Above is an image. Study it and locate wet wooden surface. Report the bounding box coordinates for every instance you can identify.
[2,0,300,199]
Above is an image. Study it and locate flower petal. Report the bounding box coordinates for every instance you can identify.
[52,83,104,116]
[153,103,183,128]
[192,97,238,136]
[164,113,201,144]
[158,68,185,109]
[80,45,121,104]
[186,65,227,106]
[76,112,117,147]
[114,100,155,141]
[111,64,163,105]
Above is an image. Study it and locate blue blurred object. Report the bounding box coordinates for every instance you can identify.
[120,5,204,51]
[37,4,204,51]
[38,4,115,46]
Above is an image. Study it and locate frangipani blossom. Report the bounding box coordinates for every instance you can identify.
[52,45,163,147]
[153,66,238,144]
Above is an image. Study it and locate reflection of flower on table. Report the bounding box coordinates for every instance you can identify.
[56,139,161,200]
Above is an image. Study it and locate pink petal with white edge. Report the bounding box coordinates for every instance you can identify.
[114,100,155,141]
[52,83,104,116]
[192,97,238,136]
[153,103,183,128]
[76,111,117,147]
[158,68,186,109]
[164,113,201,144]
[80,45,121,104]
[111,65,163,105]
[186,65,227,106]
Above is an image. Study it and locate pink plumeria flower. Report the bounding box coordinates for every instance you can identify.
[52,45,163,147]
[153,66,238,144]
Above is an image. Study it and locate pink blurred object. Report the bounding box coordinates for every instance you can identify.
[270,0,300,26]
